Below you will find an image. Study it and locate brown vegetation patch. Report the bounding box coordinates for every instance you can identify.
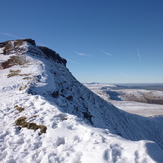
[15,117,47,133]
[31,115,38,118]
[14,40,24,48]
[3,42,13,54]
[19,73,31,76]
[7,70,21,78]
[1,39,35,55]
[1,55,29,69]
[19,82,30,91]
[22,76,32,80]
[15,117,27,126]
[61,117,68,120]
[14,105,25,112]
[38,125,47,133]
[58,114,68,120]
[7,69,31,80]
[19,85,28,91]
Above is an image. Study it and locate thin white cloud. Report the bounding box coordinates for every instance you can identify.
[67,59,80,65]
[37,42,48,47]
[137,48,142,62]
[100,50,112,56]
[75,52,91,57]
[0,32,23,39]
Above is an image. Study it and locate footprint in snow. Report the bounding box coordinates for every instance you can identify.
[73,135,80,143]
[55,137,65,147]
[103,149,111,161]
[51,122,57,129]
[40,101,46,105]
[110,144,122,162]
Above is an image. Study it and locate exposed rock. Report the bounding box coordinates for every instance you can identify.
[66,95,73,101]
[51,90,59,98]
[82,111,93,125]
[0,39,36,55]
[38,46,67,66]
[0,39,67,66]
[0,39,35,48]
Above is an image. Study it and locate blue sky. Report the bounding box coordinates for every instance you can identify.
[0,0,163,83]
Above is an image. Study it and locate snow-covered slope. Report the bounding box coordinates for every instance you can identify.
[1,39,163,163]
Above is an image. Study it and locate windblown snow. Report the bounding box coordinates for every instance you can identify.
[0,39,163,163]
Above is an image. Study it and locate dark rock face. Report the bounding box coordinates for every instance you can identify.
[22,39,36,46]
[0,39,36,48]
[0,39,36,55]
[0,39,67,66]
[38,46,67,66]
[51,90,59,98]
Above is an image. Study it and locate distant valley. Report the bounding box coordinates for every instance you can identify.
[84,83,163,117]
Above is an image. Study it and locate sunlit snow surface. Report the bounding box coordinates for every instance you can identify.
[0,42,163,163]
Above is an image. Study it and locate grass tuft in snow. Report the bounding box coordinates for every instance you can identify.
[14,40,25,48]
[15,117,47,133]
[58,114,68,120]
[22,76,32,80]
[61,117,68,120]
[19,84,28,91]
[14,105,25,112]
[38,125,47,133]
[7,69,21,78]
[7,69,31,80]
[3,42,13,54]
[15,117,27,126]
[1,55,29,69]
[31,115,38,118]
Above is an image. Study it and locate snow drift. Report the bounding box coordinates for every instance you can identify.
[0,39,163,163]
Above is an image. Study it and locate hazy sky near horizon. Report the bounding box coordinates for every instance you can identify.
[0,0,163,83]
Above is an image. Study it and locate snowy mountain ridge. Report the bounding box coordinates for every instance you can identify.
[0,39,163,162]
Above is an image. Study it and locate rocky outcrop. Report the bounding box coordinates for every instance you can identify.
[38,46,67,66]
[0,39,67,66]
[0,39,36,48]
[0,39,36,55]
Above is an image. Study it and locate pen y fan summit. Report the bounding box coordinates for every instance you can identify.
[0,39,163,163]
